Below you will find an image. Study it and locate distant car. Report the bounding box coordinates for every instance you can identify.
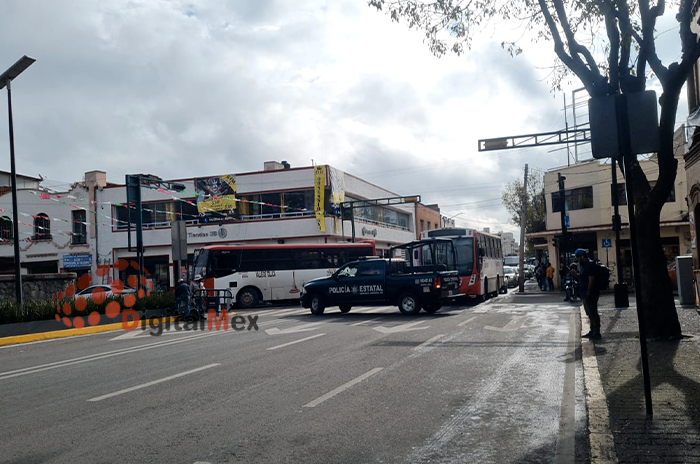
[503,266,519,288]
[74,285,136,301]
[524,264,534,280]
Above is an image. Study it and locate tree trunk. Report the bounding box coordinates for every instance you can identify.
[634,200,682,339]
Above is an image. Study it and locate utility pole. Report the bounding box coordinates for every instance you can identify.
[558,173,568,268]
[518,164,528,292]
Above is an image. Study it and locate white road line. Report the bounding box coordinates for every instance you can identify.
[303,367,383,408]
[87,364,220,402]
[414,334,445,351]
[457,316,478,327]
[0,331,223,381]
[351,317,384,327]
[266,333,326,351]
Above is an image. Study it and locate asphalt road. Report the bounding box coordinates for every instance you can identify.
[1,284,588,463]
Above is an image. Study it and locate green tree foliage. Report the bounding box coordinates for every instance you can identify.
[369,0,699,338]
[502,169,546,234]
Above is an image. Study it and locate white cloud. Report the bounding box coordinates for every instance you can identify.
[0,0,689,236]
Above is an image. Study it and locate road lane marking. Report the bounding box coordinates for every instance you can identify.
[457,316,478,327]
[303,367,383,408]
[0,331,222,381]
[351,317,384,327]
[266,333,326,351]
[265,322,323,335]
[88,364,220,402]
[484,315,528,332]
[373,321,429,334]
[414,334,445,350]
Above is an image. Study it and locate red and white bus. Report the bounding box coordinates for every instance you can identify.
[421,228,504,300]
[192,241,376,308]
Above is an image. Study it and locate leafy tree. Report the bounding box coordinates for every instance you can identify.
[501,169,546,255]
[369,0,696,338]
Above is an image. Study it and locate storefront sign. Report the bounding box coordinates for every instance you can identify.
[63,254,93,269]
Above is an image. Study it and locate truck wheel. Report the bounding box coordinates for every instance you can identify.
[423,302,442,314]
[339,304,351,313]
[309,294,325,315]
[237,288,259,309]
[398,292,421,315]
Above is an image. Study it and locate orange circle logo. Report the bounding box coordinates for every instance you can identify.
[53,261,153,329]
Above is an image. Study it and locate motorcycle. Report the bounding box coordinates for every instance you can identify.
[564,275,579,302]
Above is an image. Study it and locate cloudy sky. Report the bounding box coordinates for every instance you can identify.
[0,0,690,236]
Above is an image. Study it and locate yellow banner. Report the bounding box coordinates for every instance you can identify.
[314,166,326,232]
[198,196,237,213]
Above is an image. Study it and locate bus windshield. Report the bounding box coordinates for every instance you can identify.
[453,237,474,276]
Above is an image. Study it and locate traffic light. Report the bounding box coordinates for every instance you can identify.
[552,237,560,248]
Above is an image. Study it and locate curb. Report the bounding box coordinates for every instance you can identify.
[0,316,180,347]
[579,305,618,464]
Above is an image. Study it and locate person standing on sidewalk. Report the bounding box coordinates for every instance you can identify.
[546,262,555,291]
[575,249,601,339]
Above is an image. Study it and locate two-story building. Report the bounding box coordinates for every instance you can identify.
[95,162,418,290]
[527,130,690,288]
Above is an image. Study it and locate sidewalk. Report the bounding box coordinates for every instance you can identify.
[588,293,700,463]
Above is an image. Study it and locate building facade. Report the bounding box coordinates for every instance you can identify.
[528,134,689,288]
[0,171,99,278]
[414,203,442,239]
[498,231,517,256]
[95,163,417,290]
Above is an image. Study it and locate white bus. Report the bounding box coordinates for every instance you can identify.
[421,228,504,299]
[192,241,376,308]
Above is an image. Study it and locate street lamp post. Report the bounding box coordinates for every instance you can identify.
[0,55,35,305]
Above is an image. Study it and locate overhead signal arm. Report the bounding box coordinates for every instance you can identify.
[478,128,591,152]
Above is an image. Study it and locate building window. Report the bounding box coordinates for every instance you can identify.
[72,210,87,245]
[427,222,431,230]
[33,213,51,240]
[113,200,199,230]
[420,220,425,232]
[0,216,11,242]
[551,186,594,213]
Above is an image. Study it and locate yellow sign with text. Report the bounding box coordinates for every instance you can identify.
[314,166,326,232]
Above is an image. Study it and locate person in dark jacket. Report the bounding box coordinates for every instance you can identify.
[575,249,601,339]
[175,279,191,318]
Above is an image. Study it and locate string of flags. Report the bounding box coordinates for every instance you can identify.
[0,181,329,245]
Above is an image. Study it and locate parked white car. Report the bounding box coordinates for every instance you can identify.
[74,285,136,300]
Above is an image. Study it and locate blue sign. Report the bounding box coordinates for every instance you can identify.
[63,254,93,269]
[565,216,570,228]
[602,239,612,248]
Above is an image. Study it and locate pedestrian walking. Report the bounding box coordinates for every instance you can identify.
[559,262,567,290]
[575,249,601,339]
[190,275,206,319]
[535,263,544,290]
[175,279,191,319]
[546,262,554,291]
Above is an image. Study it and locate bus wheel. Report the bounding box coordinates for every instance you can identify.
[398,292,421,315]
[423,302,442,314]
[310,294,325,315]
[237,288,259,309]
[480,279,489,302]
[339,304,351,313]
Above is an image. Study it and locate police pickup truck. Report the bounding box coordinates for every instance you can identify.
[300,238,461,315]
